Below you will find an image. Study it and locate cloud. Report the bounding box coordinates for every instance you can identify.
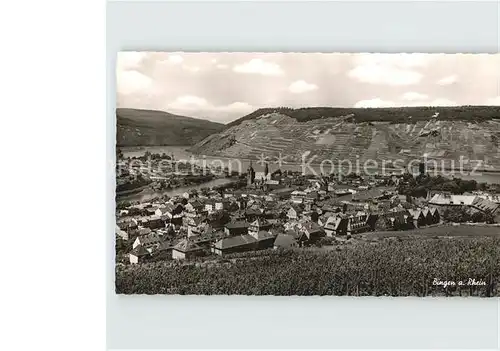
[216,64,228,69]
[166,54,184,64]
[169,95,209,109]
[348,53,431,86]
[485,96,500,105]
[355,53,432,68]
[233,58,284,76]
[117,52,147,72]
[348,64,422,86]
[182,65,201,73]
[288,80,318,94]
[167,95,254,122]
[402,92,429,101]
[117,70,153,95]
[437,75,458,85]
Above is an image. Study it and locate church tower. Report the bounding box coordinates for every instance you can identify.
[247,161,255,186]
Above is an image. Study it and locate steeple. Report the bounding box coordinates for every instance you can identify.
[247,160,255,186]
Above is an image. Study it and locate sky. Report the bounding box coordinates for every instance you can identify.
[117,52,500,124]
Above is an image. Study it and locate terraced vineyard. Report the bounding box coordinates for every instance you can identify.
[191,112,500,170]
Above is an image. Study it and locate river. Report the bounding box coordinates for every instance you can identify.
[117,177,236,203]
[119,145,500,186]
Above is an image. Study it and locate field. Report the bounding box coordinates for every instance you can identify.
[116,236,500,296]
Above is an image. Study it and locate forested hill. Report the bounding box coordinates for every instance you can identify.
[226,106,500,128]
[116,108,224,146]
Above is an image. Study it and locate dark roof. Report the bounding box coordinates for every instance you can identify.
[158,240,176,251]
[192,231,225,244]
[159,207,174,215]
[274,234,297,247]
[137,233,161,245]
[173,239,203,253]
[245,208,262,216]
[138,228,152,236]
[189,200,203,208]
[471,197,499,214]
[225,221,249,230]
[130,245,150,257]
[250,218,271,228]
[214,235,256,250]
[302,221,324,234]
[253,230,276,241]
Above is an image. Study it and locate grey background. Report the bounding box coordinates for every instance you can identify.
[107,1,500,349]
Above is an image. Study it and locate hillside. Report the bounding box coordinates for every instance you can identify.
[116,108,224,146]
[190,106,500,170]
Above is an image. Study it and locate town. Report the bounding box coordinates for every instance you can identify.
[115,156,500,265]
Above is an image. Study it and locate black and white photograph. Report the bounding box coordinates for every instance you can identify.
[114,52,500,296]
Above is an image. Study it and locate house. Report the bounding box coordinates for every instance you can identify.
[365,213,379,231]
[347,213,370,234]
[211,231,276,256]
[249,229,276,248]
[136,227,152,236]
[234,196,247,209]
[144,215,164,229]
[186,199,204,213]
[323,215,349,236]
[129,245,151,264]
[304,211,319,223]
[230,210,246,222]
[191,231,226,249]
[171,239,204,260]
[115,225,129,241]
[154,240,177,259]
[265,179,281,190]
[408,209,426,228]
[421,208,434,224]
[273,233,299,249]
[429,193,500,220]
[300,221,326,241]
[215,200,228,211]
[321,204,341,216]
[304,191,319,204]
[185,215,209,237]
[384,209,414,230]
[291,190,306,204]
[248,218,272,235]
[287,204,303,220]
[132,233,162,252]
[211,235,257,256]
[245,207,264,221]
[224,221,249,236]
[116,218,137,231]
[155,203,175,218]
[429,207,441,224]
[145,207,158,216]
[429,194,476,207]
[204,200,216,214]
[471,197,500,216]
